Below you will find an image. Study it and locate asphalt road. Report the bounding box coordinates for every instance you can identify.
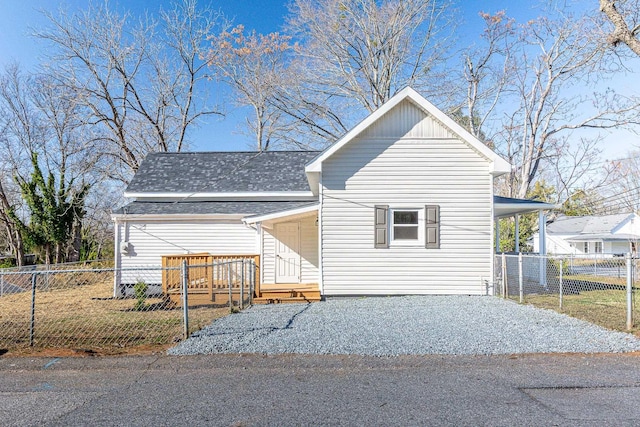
[2,353,640,426]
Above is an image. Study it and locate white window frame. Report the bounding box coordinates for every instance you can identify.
[583,242,589,254]
[595,241,603,253]
[389,207,424,247]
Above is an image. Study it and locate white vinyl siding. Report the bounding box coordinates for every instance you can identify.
[262,215,319,284]
[320,101,493,295]
[117,219,258,285]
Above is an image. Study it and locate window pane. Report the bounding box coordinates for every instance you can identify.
[394,211,418,225]
[394,226,418,240]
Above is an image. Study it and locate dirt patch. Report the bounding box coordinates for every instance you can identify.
[2,343,173,358]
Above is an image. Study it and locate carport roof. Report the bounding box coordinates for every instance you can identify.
[493,196,556,218]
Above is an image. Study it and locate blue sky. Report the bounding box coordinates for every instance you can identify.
[0,1,635,158]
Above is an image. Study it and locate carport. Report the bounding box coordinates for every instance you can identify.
[493,196,557,288]
[493,196,557,254]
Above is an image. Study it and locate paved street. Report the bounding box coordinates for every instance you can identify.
[2,353,640,426]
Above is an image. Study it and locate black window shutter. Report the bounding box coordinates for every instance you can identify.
[374,205,389,248]
[425,205,440,249]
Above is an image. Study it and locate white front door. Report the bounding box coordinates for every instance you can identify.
[275,222,300,283]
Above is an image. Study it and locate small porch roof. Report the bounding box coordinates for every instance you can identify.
[243,203,319,226]
[494,196,556,218]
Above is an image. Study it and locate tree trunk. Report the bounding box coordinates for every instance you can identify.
[69,221,82,262]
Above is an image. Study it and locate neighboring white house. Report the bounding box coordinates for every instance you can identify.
[531,213,640,256]
[113,87,553,297]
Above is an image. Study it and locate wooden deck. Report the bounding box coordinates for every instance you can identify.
[161,253,320,305]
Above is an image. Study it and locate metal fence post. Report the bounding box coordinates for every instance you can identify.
[30,273,37,347]
[559,259,563,310]
[250,260,255,305]
[0,270,4,298]
[228,262,233,310]
[627,254,633,331]
[518,253,523,303]
[181,260,189,340]
[45,263,50,291]
[240,259,245,310]
[501,253,507,298]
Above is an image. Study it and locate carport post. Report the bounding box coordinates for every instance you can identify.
[627,253,633,330]
[514,215,520,253]
[538,211,547,289]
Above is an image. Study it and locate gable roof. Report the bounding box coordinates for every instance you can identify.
[305,87,511,177]
[547,213,636,235]
[125,151,320,198]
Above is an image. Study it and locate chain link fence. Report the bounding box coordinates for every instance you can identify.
[0,259,255,353]
[494,253,638,331]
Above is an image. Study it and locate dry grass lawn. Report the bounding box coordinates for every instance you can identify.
[518,290,640,337]
[0,278,229,356]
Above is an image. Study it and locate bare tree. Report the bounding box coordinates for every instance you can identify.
[0,179,25,265]
[37,0,223,181]
[242,0,453,148]
[603,151,640,212]
[455,11,515,142]
[599,0,640,56]
[541,136,612,208]
[493,13,640,198]
[0,64,96,264]
[207,25,296,151]
[288,0,454,112]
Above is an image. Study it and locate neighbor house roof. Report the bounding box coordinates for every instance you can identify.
[112,201,317,217]
[566,233,640,242]
[125,151,321,197]
[547,213,634,235]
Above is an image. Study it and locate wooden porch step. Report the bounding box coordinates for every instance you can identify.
[254,288,321,304]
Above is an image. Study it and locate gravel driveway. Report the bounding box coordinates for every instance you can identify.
[168,296,640,356]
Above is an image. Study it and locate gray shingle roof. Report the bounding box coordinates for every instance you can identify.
[126,151,321,194]
[113,201,318,216]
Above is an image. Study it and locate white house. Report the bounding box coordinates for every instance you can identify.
[532,213,640,256]
[113,87,552,299]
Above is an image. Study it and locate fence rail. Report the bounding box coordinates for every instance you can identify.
[494,253,637,331]
[0,262,253,353]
